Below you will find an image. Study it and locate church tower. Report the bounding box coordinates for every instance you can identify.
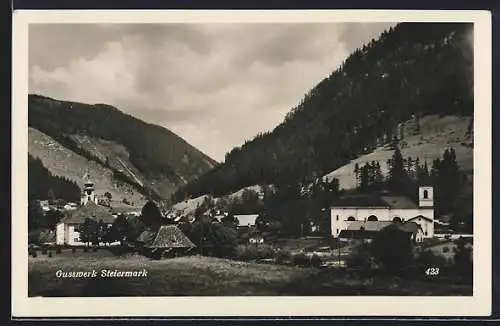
[418,186,434,207]
[81,177,98,206]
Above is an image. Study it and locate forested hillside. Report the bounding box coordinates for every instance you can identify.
[172,22,473,202]
[28,154,81,202]
[28,95,218,199]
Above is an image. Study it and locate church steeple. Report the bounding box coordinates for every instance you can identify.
[81,171,98,206]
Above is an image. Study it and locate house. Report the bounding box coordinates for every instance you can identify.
[338,220,424,243]
[55,201,116,246]
[234,214,259,229]
[331,186,435,239]
[136,225,196,257]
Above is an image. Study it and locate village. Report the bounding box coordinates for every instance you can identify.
[27,166,474,297]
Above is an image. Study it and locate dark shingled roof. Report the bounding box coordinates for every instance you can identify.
[346,220,394,232]
[137,225,196,249]
[332,195,389,207]
[60,201,115,224]
[380,196,418,209]
[332,194,419,209]
[339,221,423,239]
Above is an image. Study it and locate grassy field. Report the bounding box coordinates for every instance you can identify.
[29,250,472,297]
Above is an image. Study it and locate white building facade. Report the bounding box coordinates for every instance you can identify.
[331,186,435,239]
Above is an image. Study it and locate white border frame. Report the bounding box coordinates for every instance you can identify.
[12,10,492,317]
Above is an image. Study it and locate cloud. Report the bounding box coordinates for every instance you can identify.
[29,22,395,162]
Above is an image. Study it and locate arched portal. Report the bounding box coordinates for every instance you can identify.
[367,215,378,221]
[392,217,402,223]
[347,216,356,221]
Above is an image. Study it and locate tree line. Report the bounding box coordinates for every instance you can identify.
[28,154,81,202]
[172,23,473,203]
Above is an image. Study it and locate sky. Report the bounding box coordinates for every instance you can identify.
[29,22,395,162]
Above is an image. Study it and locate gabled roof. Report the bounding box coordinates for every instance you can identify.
[407,215,434,222]
[380,196,418,209]
[340,220,423,239]
[332,193,421,209]
[346,220,394,232]
[234,214,259,227]
[137,225,196,249]
[332,195,389,208]
[60,201,115,224]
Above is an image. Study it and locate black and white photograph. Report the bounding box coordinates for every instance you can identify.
[12,10,492,317]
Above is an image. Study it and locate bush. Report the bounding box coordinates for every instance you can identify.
[442,246,450,253]
[371,224,414,275]
[346,244,373,270]
[310,254,322,268]
[235,244,274,261]
[274,249,291,265]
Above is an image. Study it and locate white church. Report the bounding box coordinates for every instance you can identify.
[56,179,116,246]
[331,186,435,240]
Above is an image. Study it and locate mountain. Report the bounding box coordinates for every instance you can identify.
[172,22,474,203]
[28,94,218,201]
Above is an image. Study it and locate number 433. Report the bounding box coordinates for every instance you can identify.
[425,267,440,276]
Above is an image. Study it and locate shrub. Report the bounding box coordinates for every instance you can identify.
[371,224,414,275]
[346,244,373,270]
[442,246,450,253]
[235,244,274,261]
[310,254,322,268]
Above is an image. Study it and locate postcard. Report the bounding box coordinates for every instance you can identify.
[12,9,492,318]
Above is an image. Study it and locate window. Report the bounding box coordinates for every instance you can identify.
[336,215,339,221]
[392,217,402,223]
[336,228,339,234]
[423,190,429,199]
[367,215,378,221]
[73,225,80,232]
[347,216,356,221]
[74,237,79,242]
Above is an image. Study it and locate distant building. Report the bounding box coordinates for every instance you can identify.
[331,186,435,239]
[56,201,116,246]
[339,220,424,243]
[234,214,259,230]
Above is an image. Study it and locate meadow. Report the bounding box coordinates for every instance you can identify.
[29,250,472,297]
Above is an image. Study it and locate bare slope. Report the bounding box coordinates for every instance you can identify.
[29,127,146,207]
[322,115,473,190]
[28,94,218,199]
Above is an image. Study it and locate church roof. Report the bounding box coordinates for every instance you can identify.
[332,195,388,208]
[60,201,115,224]
[332,193,420,209]
[380,196,418,209]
